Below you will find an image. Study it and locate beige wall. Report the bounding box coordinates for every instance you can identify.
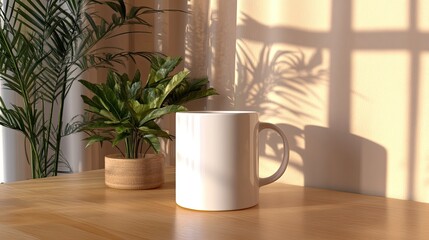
[182,0,429,203]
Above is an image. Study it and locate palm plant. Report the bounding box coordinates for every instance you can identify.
[80,56,217,159]
[0,0,162,178]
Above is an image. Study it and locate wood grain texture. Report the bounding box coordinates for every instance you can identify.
[1,167,429,240]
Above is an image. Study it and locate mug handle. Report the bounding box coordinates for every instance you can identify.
[258,122,290,187]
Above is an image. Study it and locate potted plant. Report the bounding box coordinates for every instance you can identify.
[79,56,217,189]
[0,0,165,178]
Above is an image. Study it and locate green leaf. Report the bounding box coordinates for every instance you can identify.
[81,95,103,110]
[106,70,116,90]
[83,121,114,130]
[163,77,218,106]
[79,80,105,100]
[138,126,171,139]
[145,135,161,153]
[129,100,150,122]
[171,87,218,106]
[147,56,182,85]
[115,125,130,133]
[112,131,129,146]
[139,105,186,126]
[84,135,109,148]
[99,109,119,122]
[129,6,140,19]
[157,70,189,107]
[129,81,141,99]
[141,88,162,108]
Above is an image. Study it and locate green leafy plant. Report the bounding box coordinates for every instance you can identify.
[0,0,164,178]
[80,56,217,158]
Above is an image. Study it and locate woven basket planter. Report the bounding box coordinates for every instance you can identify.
[105,154,164,190]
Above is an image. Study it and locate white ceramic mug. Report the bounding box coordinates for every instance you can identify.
[175,111,289,211]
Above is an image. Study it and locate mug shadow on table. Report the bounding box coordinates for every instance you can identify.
[257,124,387,210]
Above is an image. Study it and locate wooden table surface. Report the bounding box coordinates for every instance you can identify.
[1,167,429,240]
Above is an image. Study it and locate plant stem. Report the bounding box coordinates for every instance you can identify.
[136,138,141,158]
[44,100,55,176]
[53,69,68,176]
[23,89,40,178]
[134,131,139,158]
[144,144,151,158]
[125,137,131,158]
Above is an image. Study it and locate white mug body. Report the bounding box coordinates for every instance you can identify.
[176,111,259,211]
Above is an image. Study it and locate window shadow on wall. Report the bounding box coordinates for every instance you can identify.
[234,4,388,196]
[180,0,428,198]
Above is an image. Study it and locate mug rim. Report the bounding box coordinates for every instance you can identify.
[177,110,258,115]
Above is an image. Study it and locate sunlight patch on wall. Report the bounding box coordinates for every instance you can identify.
[418,0,429,32]
[352,0,409,31]
[414,52,429,202]
[350,50,410,199]
[237,0,332,31]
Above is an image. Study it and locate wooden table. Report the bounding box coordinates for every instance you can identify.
[1,167,429,240]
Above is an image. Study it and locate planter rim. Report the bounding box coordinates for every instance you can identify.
[105,153,164,161]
